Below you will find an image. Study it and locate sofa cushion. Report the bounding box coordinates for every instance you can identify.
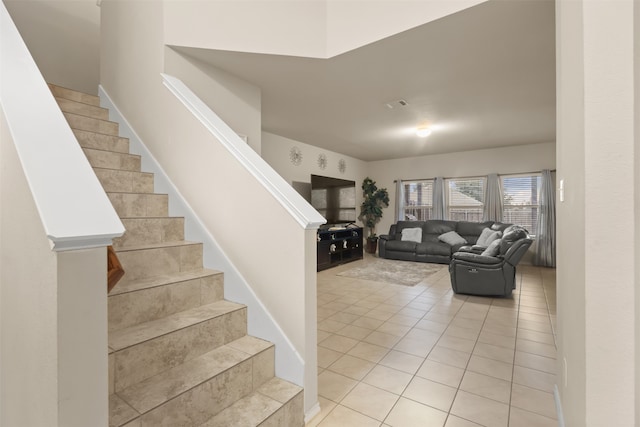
[416,242,451,257]
[424,220,457,235]
[476,228,502,247]
[457,221,493,237]
[438,231,468,246]
[394,221,425,239]
[481,239,502,257]
[386,240,418,252]
[499,226,529,255]
[401,227,422,243]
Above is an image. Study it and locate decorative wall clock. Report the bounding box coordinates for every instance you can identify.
[289,146,302,166]
[338,159,347,174]
[317,153,328,170]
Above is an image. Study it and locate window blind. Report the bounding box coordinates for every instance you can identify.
[501,174,541,235]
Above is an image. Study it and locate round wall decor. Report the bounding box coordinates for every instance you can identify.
[289,146,302,166]
[338,158,347,174]
[318,153,328,170]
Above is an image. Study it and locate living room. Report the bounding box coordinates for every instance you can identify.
[2,0,638,426]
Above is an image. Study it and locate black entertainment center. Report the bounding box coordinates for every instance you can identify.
[292,174,363,270]
[317,225,363,271]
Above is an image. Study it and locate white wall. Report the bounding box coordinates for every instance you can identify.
[557,0,638,425]
[4,0,100,94]
[367,142,556,238]
[164,48,263,154]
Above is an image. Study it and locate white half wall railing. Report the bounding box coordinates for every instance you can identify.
[0,0,124,251]
[160,73,326,231]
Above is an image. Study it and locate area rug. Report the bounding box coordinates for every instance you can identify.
[337,257,445,286]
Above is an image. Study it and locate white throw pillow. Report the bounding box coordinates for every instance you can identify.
[401,227,422,243]
[476,228,502,247]
[438,231,467,246]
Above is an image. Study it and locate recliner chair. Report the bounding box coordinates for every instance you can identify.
[449,226,533,297]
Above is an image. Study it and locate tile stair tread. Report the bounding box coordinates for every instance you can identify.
[109,393,139,427]
[110,268,222,296]
[117,335,273,414]
[198,377,302,427]
[63,111,120,127]
[48,83,100,106]
[109,300,246,351]
[83,146,141,159]
[92,166,153,175]
[113,240,200,253]
[55,97,109,119]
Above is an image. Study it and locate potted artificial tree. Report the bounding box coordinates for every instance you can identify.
[358,177,390,254]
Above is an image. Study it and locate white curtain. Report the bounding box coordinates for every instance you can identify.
[534,169,556,267]
[394,179,404,223]
[483,173,503,222]
[432,177,445,220]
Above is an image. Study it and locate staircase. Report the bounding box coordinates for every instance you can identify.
[50,84,304,427]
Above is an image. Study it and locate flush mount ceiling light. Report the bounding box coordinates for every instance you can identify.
[416,127,432,137]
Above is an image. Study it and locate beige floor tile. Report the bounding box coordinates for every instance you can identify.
[341,382,399,421]
[518,319,553,334]
[427,346,472,369]
[514,351,556,374]
[472,342,515,364]
[509,406,558,427]
[516,339,557,359]
[423,312,455,325]
[482,322,517,337]
[365,309,396,321]
[449,317,483,332]
[343,305,371,316]
[450,390,509,427]
[416,359,465,388]
[352,317,385,330]
[466,355,513,381]
[362,364,412,395]
[444,415,483,426]
[437,335,477,353]
[317,404,380,427]
[510,383,557,419]
[478,331,516,349]
[363,331,402,348]
[327,312,361,325]
[376,322,412,337]
[318,370,358,402]
[337,324,374,340]
[402,376,457,412]
[392,336,436,357]
[385,397,448,427]
[317,330,332,343]
[415,319,449,334]
[328,354,375,381]
[379,350,424,374]
[347,342,390,363]
[320,334,359,353]
[444,325,482,341]
[318,319,349,333]
[318,347,343,369]
[517,329,556,345]
[459,371,511,404]
[512,365,556,393]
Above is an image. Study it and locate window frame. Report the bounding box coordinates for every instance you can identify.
[400,179,435,221]
[444,176,486,222]
[500,173,542,236]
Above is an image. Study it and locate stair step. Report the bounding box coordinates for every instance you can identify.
[110,301,248,392]
[113,217,184,248]
[199,377,304,427]
[74,129,130,153]
[49,83,100,106]
[55,96,109,120]
[115,241,203,285]
[64,111,119,135]
[112,336,274,426]
[83,148,141,171]
[107,192,168,218]
[108,268,224,332]
[94,167,154,193]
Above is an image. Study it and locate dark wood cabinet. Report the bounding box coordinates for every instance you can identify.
[317,227,363,271]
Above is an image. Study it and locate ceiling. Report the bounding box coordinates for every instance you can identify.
[173,0,556,162]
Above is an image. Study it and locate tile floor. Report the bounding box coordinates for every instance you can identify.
[310,254,557,427]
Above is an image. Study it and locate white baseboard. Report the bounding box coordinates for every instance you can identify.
[304,402,322,425]
[554,384,565,427]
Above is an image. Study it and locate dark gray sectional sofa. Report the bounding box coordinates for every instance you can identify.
[378,220,512,264]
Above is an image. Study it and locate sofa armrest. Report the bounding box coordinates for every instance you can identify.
[451,252,504,265]
[379,234,392,241]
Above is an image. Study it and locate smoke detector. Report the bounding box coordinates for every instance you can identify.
[385,99,409,109]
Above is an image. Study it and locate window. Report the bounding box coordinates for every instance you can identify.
[501,174,542,235]
[401,179,434,221]
[446,177,485,221]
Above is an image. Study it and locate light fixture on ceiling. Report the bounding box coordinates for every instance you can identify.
[416,127,432,138]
